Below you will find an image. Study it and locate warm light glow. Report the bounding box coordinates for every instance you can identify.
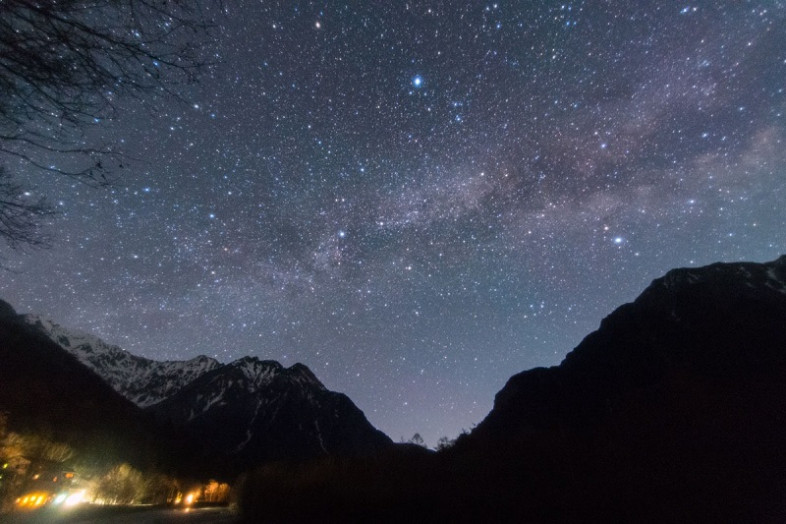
[16,491,50,508]
[183,490,201,506]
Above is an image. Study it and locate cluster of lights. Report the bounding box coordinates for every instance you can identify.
[16,489,85,509]
[16,492,49,508]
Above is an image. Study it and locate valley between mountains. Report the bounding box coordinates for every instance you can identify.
[2,256,786,521]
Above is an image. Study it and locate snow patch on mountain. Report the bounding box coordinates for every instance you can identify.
[12,305,393,470]
[229,357,285,390]
[25,314,332,427]
[24,315,220,407]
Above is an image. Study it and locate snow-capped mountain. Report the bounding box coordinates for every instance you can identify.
[22,313,393,475]
[24,315,220,407]
[146,357,324,426]
[149,355,392,474]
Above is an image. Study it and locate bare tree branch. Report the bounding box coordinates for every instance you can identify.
[0,167,54,249]
[0,0,218,249]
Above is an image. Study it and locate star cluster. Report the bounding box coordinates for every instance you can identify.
[2,2,785,445]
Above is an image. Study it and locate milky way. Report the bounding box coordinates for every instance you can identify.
[2,2,785,445]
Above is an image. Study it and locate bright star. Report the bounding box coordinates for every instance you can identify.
[412,75,423,88]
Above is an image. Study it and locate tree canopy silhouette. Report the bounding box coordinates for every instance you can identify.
[0,0,216,249]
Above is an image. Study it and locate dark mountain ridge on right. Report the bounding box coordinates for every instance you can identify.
[475,255,786,437]
[459,255,786,521]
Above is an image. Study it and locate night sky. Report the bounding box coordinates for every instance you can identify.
[2,2,785,446]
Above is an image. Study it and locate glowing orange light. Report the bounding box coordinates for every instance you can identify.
[16,491,51,508]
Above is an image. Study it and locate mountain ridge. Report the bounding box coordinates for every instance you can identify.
[476,255,786,438]
[24,315,222,407]
[20,310,393,477]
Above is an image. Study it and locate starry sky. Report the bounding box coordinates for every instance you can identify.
[2,1,785,446]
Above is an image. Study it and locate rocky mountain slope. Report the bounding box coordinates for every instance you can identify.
[20,311,392,477]
[149,356,392,474]
[25,316,221,407]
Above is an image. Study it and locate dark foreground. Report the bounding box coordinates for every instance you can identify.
[3,504,238,524]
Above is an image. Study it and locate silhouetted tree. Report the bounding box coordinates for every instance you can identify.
[435,436,455,451]
[144,472,181,505]
[0,0,217,249]
[408,433,426,447]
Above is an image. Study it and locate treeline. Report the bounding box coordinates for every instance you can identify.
[236,398,786,523]
[234,435,587,523]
